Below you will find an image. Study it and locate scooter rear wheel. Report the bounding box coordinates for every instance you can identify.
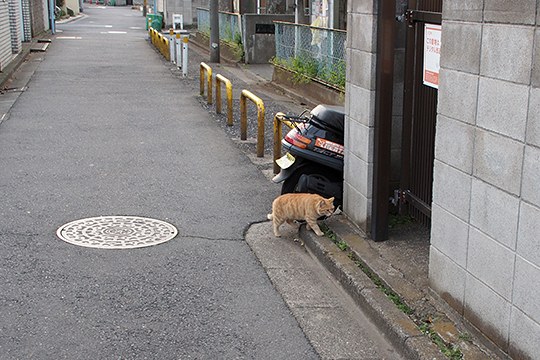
[281,163,321,194]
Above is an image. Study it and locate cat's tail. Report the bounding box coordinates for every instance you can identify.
[267,213,273,220]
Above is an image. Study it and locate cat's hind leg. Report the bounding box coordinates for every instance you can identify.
[273,218,284,237]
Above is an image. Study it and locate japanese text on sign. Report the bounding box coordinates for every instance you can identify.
[423,24,441,89]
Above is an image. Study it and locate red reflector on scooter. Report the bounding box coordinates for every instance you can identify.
[284,128,312,149]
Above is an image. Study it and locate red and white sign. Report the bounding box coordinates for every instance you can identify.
[423,24,441,89]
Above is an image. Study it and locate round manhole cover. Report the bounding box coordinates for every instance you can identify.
[56,216,178,249]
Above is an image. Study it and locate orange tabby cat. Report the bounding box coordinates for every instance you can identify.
[267,193,335,237]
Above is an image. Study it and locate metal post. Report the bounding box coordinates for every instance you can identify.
[169,29,175,64]
[372,0,397,241]
[209,0,220,63]
[175,33,181,67]
[182,35,189,77]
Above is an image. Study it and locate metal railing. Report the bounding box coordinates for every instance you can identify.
[216,74,233,126]
[273,21,346,90]
[196,8,242,43]
[149,27,170,61]
[273,112,294,174]
[199,62,213,104]
[240,90,265,157]
[198,64,266,158]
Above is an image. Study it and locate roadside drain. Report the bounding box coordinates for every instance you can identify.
[56,216,178,249]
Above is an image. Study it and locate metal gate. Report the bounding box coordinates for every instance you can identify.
[400,0,442,225]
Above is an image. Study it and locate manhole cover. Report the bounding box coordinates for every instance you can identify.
[56,216,178,249]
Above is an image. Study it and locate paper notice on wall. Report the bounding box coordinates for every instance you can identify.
[423,24,441,89]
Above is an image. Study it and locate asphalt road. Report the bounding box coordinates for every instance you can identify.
[0,6,317,359]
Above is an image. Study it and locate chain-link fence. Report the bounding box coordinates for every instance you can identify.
[196,8,242,43]
[274,21,346,90]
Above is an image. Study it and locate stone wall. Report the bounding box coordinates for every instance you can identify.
[429,1,540,357]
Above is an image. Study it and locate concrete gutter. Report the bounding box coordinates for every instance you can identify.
[299,215,504,360]
[1,44,32,89]
[299,222,445,360]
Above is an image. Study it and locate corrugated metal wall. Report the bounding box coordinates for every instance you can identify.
[0,2,13,71]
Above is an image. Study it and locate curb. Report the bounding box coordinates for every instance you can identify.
[0,31,53,89]
[300,224,446,360]
[0,45,31,89]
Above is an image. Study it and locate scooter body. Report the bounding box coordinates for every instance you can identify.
[273,105,345,206]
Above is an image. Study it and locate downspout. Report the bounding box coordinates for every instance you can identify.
[49,0,56,34]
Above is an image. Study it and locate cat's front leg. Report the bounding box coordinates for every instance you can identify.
[307,220,324,236]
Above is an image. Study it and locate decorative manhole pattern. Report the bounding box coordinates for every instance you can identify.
[56,216,178,249]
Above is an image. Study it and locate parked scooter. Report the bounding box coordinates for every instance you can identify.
[272,104,345,207]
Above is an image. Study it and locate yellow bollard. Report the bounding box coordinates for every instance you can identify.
[215,74,233,126]
[240,89,265,157]
[273,112,288,174]
[163,37,169,61]
[200,62,213,104]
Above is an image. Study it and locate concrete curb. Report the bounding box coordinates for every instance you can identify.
[300,224,446,360]
[0,45,32,89]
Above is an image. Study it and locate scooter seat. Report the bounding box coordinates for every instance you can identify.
[310,105,345,135]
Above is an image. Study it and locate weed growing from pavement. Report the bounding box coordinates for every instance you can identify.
[321,223,465,359]
[419,322,464,359]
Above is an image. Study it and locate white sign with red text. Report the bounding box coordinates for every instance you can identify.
[423,24,441,89]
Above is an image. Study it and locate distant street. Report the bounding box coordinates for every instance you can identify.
[0,5,317,358]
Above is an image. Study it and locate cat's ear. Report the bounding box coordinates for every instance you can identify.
[328,197,335,203]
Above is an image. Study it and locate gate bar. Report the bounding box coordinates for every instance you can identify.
[371,0,397,241]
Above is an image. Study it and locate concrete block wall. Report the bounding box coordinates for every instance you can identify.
[343,0,377,233]
[166,0,193,28]
[430,1,540,357]
[29,0,46,37]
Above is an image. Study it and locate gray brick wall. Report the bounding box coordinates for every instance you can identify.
[431,2,540,357]
[343,1,378,232]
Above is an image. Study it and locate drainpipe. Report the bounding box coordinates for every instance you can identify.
[49,0,56,34]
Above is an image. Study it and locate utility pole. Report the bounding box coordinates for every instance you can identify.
[143,0,147,17]
[209,0,220,63]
